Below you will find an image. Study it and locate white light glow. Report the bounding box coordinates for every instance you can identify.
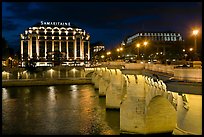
[2,88,8,100]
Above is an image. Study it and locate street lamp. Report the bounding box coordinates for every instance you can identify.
[192,29,199,58]
[117,48,123,60]
[189,48,194,61]
[144,41,148,46]
[136,43,140,59]
[143,41,148,60]
[106,51,111,61]
[106,51,111,55]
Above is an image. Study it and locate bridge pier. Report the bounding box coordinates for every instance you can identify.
[120,74,177,134]
[120,75,147,134]
[106,69,122,109]
[98,68,110,96]
[91,68,102,89]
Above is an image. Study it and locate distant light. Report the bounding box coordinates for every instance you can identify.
[49,69,54,72]
[183,49,185,52]
[106,52,111,55]
[127,54,129,57]
[172,59,176,62]
[144,41,148,46]
[23,71,27,74]
[71,68,78,72]
[193,30,199,36]
[189,48,193,51]
[101,55,105,58]
[136,44,140,48]
[2,71,8,74]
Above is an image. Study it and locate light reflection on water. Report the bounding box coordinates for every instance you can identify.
[2,88,8,100]
[2,68,85,80]
[2,85,120,135]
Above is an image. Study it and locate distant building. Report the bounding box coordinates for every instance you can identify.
[93,42,105,53]
[123,31,184,61]
[20,21,91,67]
[90,41,105,62]
[125,32,183,44]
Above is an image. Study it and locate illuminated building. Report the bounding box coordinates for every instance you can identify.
[20,21,91,66]
[123,31,184,60]
[93,45,105,53]
[126,32,183,44]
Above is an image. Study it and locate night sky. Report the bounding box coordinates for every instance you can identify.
[2,2,202,52]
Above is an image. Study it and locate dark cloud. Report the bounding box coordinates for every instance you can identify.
[4,2,202,29]
[2,19,19,31]
[2,2,202,50]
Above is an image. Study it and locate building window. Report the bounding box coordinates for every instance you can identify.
[61,42,66,53]
[84,41,88,59]
[23,41,28,60]
[39,41,45,57]
[54,41,59,51]
[76,38,80,58]
[68,42,74,58]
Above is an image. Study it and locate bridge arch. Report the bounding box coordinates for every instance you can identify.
[145,95,177,134]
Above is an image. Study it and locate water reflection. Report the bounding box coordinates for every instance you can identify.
[2,71,10,79]
[48,86,57,102]
[2,85,120,135]
[2,88,8,100]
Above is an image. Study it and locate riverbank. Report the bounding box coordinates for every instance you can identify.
[2,78,92,87]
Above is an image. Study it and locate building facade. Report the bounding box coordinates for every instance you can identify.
[20,21,91,66]
[126,32,183,44]
[123,32,184,61]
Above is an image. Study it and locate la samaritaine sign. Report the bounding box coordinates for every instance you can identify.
[41,21,71,26]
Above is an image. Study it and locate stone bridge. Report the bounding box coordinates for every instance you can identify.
[89,65,191,134]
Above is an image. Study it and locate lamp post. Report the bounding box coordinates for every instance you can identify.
[189,48,193,61]
[143,41,148,60]
[117,47,123,60]
[136,43,140,59]
[117,48,120,60]
[192,30,198,54]
[101,55,105,62]
[106,51,111,61]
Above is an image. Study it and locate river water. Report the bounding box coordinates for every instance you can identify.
[2,85,120,135]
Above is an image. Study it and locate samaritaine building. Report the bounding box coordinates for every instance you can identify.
[20,21,90,67]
